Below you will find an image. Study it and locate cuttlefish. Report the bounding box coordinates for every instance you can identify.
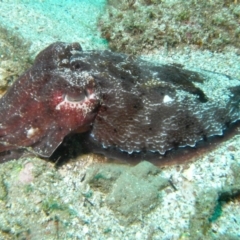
[0,42,239,162]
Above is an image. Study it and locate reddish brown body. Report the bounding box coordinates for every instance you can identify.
[0,42,239,162]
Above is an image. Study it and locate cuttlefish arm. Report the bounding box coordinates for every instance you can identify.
[0,42,101,158]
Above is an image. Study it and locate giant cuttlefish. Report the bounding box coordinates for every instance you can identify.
[0,42,239,162]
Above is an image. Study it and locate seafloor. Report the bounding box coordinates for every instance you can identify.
[0,0,240,239]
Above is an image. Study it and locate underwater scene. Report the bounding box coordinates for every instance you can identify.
[0,0,240,239]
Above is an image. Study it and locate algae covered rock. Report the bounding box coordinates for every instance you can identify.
[100,0,240,54]
[0,25,32,93]
[105,161,169,224]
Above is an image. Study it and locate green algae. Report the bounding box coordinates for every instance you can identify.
[0,24,32,92]
[100,0,240,54]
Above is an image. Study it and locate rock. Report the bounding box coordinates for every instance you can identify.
[105,161,169,224]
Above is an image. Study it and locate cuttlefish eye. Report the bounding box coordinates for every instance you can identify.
[65,91,87,102]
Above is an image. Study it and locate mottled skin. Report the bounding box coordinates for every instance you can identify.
[0,42,239,162]
[0,43,100,158]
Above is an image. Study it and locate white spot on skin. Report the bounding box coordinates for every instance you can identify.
[62,59,69,64]
[163,95,174,103]
[27,127,39,138]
